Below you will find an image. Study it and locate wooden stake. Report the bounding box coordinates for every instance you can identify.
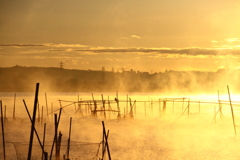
[0,101,6,160]
[227,85,237,136]
[55,114,58,160]
[49,108,62,160]
[42,123,47,160]
[101,94,106,119]
[41,106,44,126]
[38,101,40,122]
[13,93,16,120]
[115,91,121,119]
[23,99,44,152]
[45,92,49,121]
[27,83,40,160]
[102,121,111,160]
[218,90,223,120]
[66,117,72,160]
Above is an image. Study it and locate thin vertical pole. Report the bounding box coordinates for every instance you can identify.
[13,93,16,120]
[66,117,72,160]
[101,94,106,119]
[102,121,111,160]
[23,99,44,152]
[182,98,185,113]
[50,108,62,160]
[102,120,105,160]
[115,91,121,119]
[27,83,40,160]
[38,101,40,122]
[227,85,237,136]
[218,90,223,120]
[0,101,6,160]
[45,93,49,121]
[41,106,44,126]
[54,114,58,160]
[42,123,46,160]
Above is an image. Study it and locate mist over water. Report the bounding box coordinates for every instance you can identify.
[1,92,240,159]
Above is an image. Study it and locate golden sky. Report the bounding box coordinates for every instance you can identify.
[1,0,240,72]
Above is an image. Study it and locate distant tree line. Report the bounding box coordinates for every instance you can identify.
[0,66,240,93]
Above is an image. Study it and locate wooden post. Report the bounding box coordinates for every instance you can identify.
[66,117,72,160]
[102,121,111,160]
[227,85,237,136]
[101,94,106,119]
[56,131,62,160]
[45,93,49,121]
[27,83,40,160]
[50,108,62,160]
[92,93,97,117]
[41,106,44,126]
[162,100,166,116]
[54,114,58,160]
[102,120,105,160]
[38,101,40,122]
[23,99,44,152]
[102,130,109,159]
[42,123,47,160]
[115,91,121,119]
[218,90,223,120]
[13,93,16,120]
[0,101,6,160]
[182,98,185,112]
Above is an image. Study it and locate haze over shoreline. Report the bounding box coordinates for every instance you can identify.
[0,65,239,94]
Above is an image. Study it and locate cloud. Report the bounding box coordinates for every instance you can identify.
[0,44,45,47]
[2,43,240,58]
[0,43,87,48]
[225,38,240,43]
[131,35,141,39]
[75,47,240,57]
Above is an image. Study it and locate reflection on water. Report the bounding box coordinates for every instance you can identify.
[1,92,240,159]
